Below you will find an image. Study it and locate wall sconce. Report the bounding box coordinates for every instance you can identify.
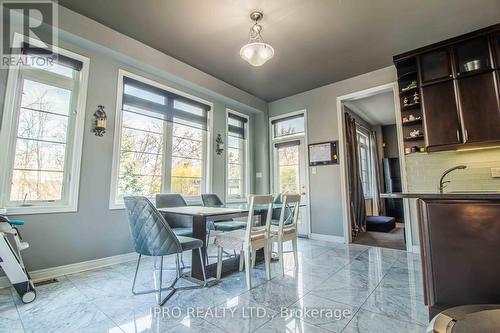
[92,105,107,137]
[216,134,224,155]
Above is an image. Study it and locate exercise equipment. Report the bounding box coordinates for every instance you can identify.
[0,209,36,303]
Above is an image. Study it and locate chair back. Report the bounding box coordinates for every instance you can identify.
[155,193,192,228]
[155,193,187,208]
[244,195,273,247]
[201,193,223,206]
[124,196,182,256]
[277,194,301,234]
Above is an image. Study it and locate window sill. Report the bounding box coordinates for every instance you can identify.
[2,205,77,215]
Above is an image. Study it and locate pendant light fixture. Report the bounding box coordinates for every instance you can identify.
[240,11,274,66]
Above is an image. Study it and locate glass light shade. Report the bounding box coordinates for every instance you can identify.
[240,42,274,66]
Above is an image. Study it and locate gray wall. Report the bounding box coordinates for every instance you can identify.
[268,67,397,238]
[0,7,269,271]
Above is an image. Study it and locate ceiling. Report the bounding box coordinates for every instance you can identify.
[345,90,395,126]
[58,0,500,101]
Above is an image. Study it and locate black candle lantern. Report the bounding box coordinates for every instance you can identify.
[215,134,224,155]
[92,105,107,137]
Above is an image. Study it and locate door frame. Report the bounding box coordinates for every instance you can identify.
[336,82,414,253]
[269,109,311,238]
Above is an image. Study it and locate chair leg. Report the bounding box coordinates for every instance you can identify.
[216,246,223,280]
[292,238,298,269]
[239,250,244,272]
[198,248,207,286]
[157,256,163,305]
[264,243,271,281]
[244,248,252,290]
[278,240,285,276]
[251,250,257,268]
[131,254,141,294]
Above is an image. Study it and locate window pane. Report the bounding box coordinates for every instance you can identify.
[121,127,163,154]
[278,146,299,165]
[10,170,63,201]
[279,165,299,193]
[14,139,65,171]
[172,136,203,160]
[173,123,203,141]
[18,108,68,142]
[119,151,162,177]
[173,100,204,117]
[122,111,163,134]
[274,116,304,137]
[118,174,161,198]
[228,179,242,196]
[25,56,74,77]
[21,80,71,115]
[171,157,202,178]
[124,85,165,105]
[227,135,241,148]
[171,177,201,196]
[228,164,242,180]
[228,147,242,164]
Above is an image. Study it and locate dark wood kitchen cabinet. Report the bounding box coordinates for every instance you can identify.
[421,81,461,149]
[394,24,500,153]
[457,71,500,144]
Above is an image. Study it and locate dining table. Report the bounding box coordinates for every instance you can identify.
[157,202,291,281]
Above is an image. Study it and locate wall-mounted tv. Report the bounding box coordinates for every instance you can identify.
[308,141,339,166]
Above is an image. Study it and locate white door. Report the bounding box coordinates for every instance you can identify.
[273,138,310,236]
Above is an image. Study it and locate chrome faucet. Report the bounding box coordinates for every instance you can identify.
[438,165,467,193]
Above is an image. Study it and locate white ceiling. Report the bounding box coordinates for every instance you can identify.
[59,0,500,101]
[345,90,396,126]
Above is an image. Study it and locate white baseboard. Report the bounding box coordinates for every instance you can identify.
[0,252,137,289]
[310,233,345,244]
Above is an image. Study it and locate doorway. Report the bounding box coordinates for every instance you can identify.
[337,83,412,251]
[269,111,310,237]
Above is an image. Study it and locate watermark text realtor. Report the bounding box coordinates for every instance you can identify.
[1,0,58,68]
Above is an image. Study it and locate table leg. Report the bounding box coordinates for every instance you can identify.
[191,215,207,280]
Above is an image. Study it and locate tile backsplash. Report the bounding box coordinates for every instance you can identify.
[405,147,500,192]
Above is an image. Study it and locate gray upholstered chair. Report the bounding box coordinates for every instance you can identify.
[155,193,192,237]
[124,196,207,305]
[201,194,246,232]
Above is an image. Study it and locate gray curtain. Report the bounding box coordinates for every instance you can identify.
[345,113,366,235]
[370,131,385,216]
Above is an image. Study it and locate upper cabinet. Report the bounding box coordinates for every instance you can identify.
[394,24,500,153]
[420,48,453,84]
[454,36,493,76]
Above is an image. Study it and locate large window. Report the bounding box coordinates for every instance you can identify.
[356,128,372,198]
[226,111,249,201]
[111,71,211,206]
[0,43,89,214]
[272,114,305,138]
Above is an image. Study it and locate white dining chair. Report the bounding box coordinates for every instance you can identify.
[214,194,273,290]
[271,193,301,276]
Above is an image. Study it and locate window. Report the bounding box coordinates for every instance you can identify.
[0,43,89,214]
[226,111,249,201]
[356,128,372,198]
[272,114,305,138]
[276,141,300,194]
[111,71,211,207]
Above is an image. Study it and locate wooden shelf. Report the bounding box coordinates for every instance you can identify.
[398,71,417,80]
[402,119,422,126]
[400,86,419,94]
[402,102,421,111]
[404,135,425,141]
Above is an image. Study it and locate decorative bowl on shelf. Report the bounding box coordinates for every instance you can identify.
[464,60,481,72]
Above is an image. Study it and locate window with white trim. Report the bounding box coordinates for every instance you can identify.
[111,73,211,206]
[356,128,372,198]
[0,44,88,214]
[226,111,249,201]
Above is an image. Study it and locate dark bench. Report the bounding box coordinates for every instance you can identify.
[366,216,396,233]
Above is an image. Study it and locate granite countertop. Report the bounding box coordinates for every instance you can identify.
[403,192,500,200]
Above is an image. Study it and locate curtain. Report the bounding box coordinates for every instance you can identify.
[370,131,385,216]
[344,113,366,235]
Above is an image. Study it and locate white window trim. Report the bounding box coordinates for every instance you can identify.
[225,109,250,203]
[0,33,89,215]
[109,69,213,209]
[356,126,373,199]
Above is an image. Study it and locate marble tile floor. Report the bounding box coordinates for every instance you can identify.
[0,239,428,333]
